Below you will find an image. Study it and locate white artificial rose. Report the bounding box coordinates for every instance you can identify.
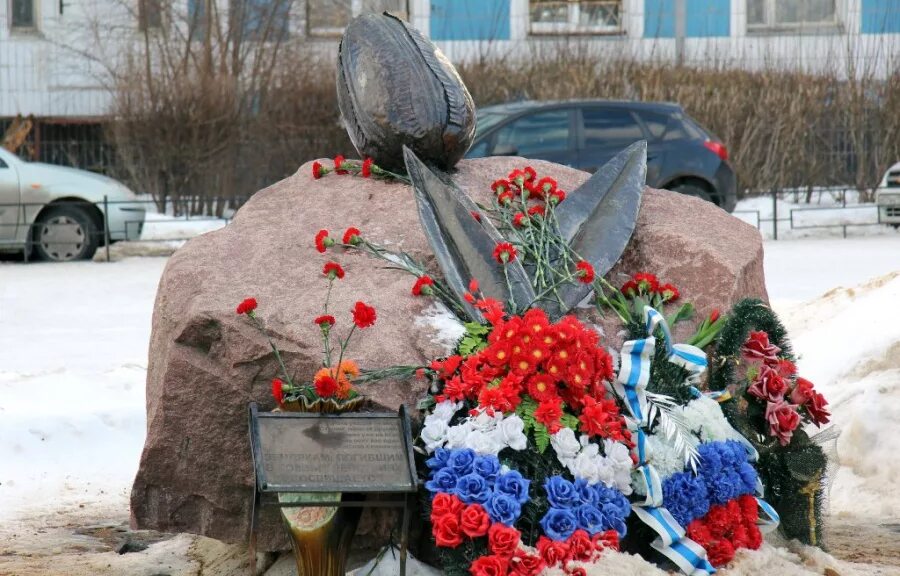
[603,440,635,495]
[594,458,615,487]
[470,410,502,433]
[550,428,580,464]
[570,452,600,484]
[497,415,527,451]
[421,420,448,453]
[431,400,462,423]
[445,422,471,449]
[466,430,503,455]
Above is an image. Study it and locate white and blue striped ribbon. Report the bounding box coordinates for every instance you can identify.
[633,506,717,575]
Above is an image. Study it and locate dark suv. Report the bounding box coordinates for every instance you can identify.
[466,100,737,212]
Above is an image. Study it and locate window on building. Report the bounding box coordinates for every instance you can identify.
[529,0,622,35]
[747,0,838,31]
[235,0,291,40]
[307,0,408,36]
[11,0,36,29]
[139,0,163,30]
[493,110,572,156]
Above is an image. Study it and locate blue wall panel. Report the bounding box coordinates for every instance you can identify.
[430,0,511,41]
[861,0,900,34]
[645,0,730,38]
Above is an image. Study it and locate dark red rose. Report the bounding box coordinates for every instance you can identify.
[805,389,831,426]
[460,503,490,538]
[742,330,781,363]
[747,364,788,402]
[488,523,521,558]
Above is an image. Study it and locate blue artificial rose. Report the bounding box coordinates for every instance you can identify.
[575,504,606,535]
[455,473,491,505]
[496,470,531,504]
[486,492,522,526]
[575,478,600,507]
[425,468,458,494]
[426,448,451,471]
[473,455,501,484]
[448,448,477,477]
[544,476,578,509]
[662,472,710,527]
[540,507,578,541]
[737,462,758,494]
[597,486,632,520]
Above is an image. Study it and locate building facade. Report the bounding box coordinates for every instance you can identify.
[1,0,899,119]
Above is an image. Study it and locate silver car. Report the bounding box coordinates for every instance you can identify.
[0,147,146,261]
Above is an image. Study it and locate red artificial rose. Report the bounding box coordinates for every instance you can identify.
[315,229,332,253]
[568,568,587,576]
[537,536,570,568]
[566,529,593,562]
[469,555,508,576]
[549,189,566,204]
[790,376,813,404]
[488,523,521,558]
[460,504,490,538]
[805,389,831,426]
[361,157,374,178]
[575,261,595,284]
[314,314,335,328]
[509,549,545,576]
[342,227,362,245]
[747,364,788,402]
[659,282,680,302]
[412,275,435,296]
[323,261,345,279]
[592,530,619,552]
[351,301,377,328]
[765,398,801,446]
[493,242,518,264]
[431,492,464,519]
[236,297,258,315]
[706,538,736,567]
[742,330,781,363]
[314,374,338,397]
[333,155,348,174]
[775,359,797,378]
[271,378,284,404]
[432,513,463,548]
[312,161,326,179]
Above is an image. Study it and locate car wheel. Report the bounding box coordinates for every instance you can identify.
[33,205,99,262]
[671,183,714,205]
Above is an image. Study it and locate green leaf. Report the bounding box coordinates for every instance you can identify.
[533,421,551,454]
[560,413,579,431]
[666,302,695,327]
[417,395,436,412]
[464,322,490,336]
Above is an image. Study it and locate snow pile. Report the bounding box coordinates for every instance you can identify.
[140,211,228,242]
[776,271,900,520]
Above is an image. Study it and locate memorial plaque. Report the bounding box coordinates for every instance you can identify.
[249,406,417,493]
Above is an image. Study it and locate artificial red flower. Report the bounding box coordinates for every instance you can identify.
[476,297,506,325]
[312,161,326,179]
[271,378,284,404]
[469,555,509,576]
[513,212,527,227]
[742,331,781,363]
[568,568,587,576]
[566,529,593,561]
[706,539,736,567]
[361,157,374,178]
[432,512,463,548]
[765,398,801,446]
[342,227,362,246]
[493,242,518,264]
[412,275,436,296]
[431,492,464,519]
[491,179,511,195]
[775,359,798,378]
[431,355,463,379]
[592,530,619,552]
[314,314,336,328]
[575,261,595,284]
[323,261,345,279]
[460,503,490,538]
[537,536,570,567]
[747,364,787,402]
[315,229,332,253]
[488,523,521,558]
[579,396,628,441]
[314,374,338,397]
[549,189,566,204]
[527,374,558,402]
[352,301,377,328]
[659,282,680,302]
[236,297,258,315]
[509,549,545,576]
[534,397,563,433]
[804,388,831,426]
[333,155,348,175]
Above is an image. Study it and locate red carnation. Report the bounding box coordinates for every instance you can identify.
[271,378,284,404]
[491,179,511,195]
[333,155,348,175]
[412,275,435,296]
[314,374,338,397]
[620,280,638,298]
[342,227,362,246]
[352,301,377,328]
[513,212,528,228]
[493,242,518,264]
[488,523,521,558]
[659,282,680,302]
[469,555,508,576]
[314,315,336,328]
[527,205,545,219]
[236,297,258,315]
[460,503,490,538]
[315,229,332,253]
[706,539,736,567]
[508,169,527,184]
[469,278,480,293]
[575,261,595,284]
[522,166,537,182]
[549,189,566,205]
[634,272,659,292]
[323,261,345,279]
[536,176,557,195]
[361,157,374,178]
[497,190,515,205]
[312,161,327,179]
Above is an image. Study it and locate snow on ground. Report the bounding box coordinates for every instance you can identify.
[1,233,899,572]
[140,211,228,242]
[734,196,899,240]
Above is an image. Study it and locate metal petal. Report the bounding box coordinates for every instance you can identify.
[551,140,647,316]
[403,146,536,321]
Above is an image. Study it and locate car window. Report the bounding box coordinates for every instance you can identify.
[632,110,669,139]
[493,110,570,156]
[582,108,643,147]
